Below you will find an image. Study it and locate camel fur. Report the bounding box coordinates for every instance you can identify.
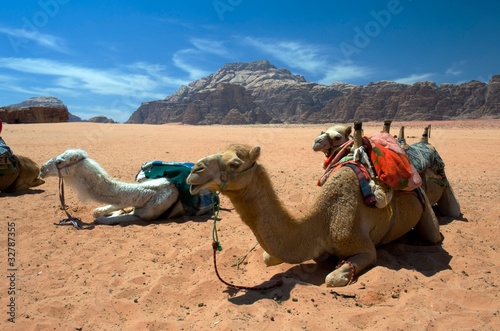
[0,154,45,193]
[40,149,179,225]
[186,144,442,287]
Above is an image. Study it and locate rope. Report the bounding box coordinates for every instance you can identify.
[210,189,282,291]
[54,167,94,230]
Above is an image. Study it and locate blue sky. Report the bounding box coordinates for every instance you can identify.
[1,1,499,122]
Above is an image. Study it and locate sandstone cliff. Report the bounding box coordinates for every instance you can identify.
[128,60,499,124]
[0,96,69,123]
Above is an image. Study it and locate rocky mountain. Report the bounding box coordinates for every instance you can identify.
[126,60,499,125]
[87,116,116,124]
[0,96,69,123]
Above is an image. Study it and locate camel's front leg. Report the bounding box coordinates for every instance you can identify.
[263,251,284,266]
[93,204,124,218]
[325,249,377,287]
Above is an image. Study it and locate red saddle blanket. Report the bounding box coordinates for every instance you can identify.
[369,132,421,191]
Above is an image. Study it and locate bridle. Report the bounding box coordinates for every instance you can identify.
[215,154,257,192]
[210,154,283,291]
[53,157,94,230]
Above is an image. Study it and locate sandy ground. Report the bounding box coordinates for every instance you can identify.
[0,120,499,331]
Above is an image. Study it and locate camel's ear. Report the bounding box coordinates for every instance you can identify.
[249,146,261,162]
[345,126,352,138]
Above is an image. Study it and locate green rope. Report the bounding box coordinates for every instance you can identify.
[211,188,224,251]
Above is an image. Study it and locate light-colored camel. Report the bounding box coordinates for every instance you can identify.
[398,126,461,218]
[0,154,45,193]
[186,143,442,287]
[312,124,352,157]
[40,149,179,225]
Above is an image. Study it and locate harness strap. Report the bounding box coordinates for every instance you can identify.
[54,160,94,230]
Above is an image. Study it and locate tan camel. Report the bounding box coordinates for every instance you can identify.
[0,154,45,193]
[398,126,461,218]
[186,141,442,287]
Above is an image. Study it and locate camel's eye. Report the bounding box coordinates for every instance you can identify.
[333,136,342,141]
[228,160,241,170]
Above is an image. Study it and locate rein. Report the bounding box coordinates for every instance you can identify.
[54,158,94,230]
[210,155,282,291]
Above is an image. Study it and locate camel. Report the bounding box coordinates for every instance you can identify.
[312,124,352,157]
[40,149,179,225]
[0,138,44,193]
[186,137,442,287]
[398,126,461,218]
[312,122,461,218]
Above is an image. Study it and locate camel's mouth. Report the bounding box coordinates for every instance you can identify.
[187,177,212,195]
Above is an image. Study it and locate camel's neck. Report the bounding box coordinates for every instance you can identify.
[65,159,130,203]
[223,165,327,263]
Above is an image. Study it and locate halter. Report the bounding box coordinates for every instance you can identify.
[215,154,257,192]
[54,156,94,230]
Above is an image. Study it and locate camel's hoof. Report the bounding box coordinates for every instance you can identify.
[325,270,351,287]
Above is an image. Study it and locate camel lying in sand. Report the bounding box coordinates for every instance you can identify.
[312,122,461,218]
[0,138,44,193]
[186,134,442,287]
[40,149,179,225]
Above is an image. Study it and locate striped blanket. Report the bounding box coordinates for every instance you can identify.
[406,142,446,179]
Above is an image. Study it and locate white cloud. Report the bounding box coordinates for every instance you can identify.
[0,27,70,54]
[172,49,211,80]
[0,57,184,97]
[243,37,327,73]
[190,38,229,57]
[393,73,434,85]
[445,60,466,76]
[243,37,373,84]
[318,64,373,85]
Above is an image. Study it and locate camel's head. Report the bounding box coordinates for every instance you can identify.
[187,144,260,194]
[40,149,88,178]
[312,124,352,157]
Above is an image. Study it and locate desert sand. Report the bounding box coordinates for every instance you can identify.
[0,120,499,331]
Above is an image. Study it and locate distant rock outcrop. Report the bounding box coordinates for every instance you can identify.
[127,60,500,124]
[0,96,69,123]
[87,116,116,124]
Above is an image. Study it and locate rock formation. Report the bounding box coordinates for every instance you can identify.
[0,96,69,123]
[127,60,500,125]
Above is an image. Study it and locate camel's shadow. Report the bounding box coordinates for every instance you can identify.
[227,231,452,305]
[0,188,45,197]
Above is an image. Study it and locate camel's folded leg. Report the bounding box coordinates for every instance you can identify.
[436,185,461,219]
[94,214,142,225]
[93,205,126,218]
[325,247,377,287]
[413,191,443,244]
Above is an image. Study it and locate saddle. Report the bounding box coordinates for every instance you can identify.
[318,133,422,208]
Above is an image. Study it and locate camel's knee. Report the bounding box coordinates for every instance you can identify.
[263,252,283,266]
[325,251,376,287]
[93,205,120,218]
